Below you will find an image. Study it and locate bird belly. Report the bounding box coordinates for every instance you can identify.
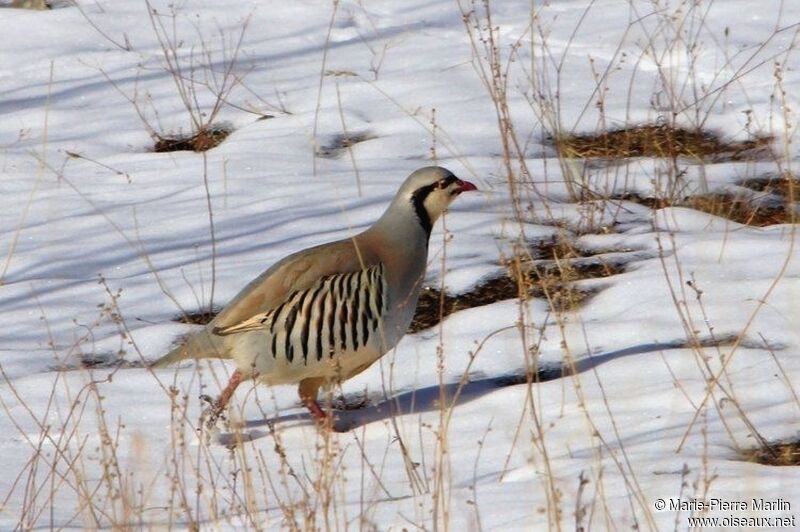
[228,326,388,386]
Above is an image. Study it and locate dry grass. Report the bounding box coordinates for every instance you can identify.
[555,125,773,162]
[409,241,622,332]
[615,192,794,226]
[153,124,232,153]
[8,0,49,9]
[739,171,799,198]
[173,307,221,325]
[686,194,791,226]
[741,440,800,466]
[5,1,796,529]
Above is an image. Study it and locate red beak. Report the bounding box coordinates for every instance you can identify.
[456,179,478,192]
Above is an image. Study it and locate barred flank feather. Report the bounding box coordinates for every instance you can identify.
[213,264,387,366]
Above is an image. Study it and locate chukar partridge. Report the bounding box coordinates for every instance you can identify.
[152,166,477,425]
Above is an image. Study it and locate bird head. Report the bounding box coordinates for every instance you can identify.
[396,166,478,236]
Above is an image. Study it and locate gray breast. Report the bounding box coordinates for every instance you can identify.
[215,264,387,365]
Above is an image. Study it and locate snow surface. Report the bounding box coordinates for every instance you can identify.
[1,0,799,530]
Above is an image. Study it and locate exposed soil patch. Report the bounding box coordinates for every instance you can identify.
[154,124,232,153]
[555,125,772,162]
[317,131,374,158]
[174,307,220,325]
[409,241,623,333]
[741,440,800,466]
[614,192,793,226]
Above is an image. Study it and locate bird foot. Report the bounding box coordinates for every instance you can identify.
[199,394,227,432]
[302,398,336,430]
[305,399,327,420]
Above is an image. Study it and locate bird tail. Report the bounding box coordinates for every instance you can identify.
[150,328,228,368]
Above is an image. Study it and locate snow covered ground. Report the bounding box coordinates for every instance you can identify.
[1,0,798,529]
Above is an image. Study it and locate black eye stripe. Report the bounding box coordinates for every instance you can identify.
[438,176,457,188]
[410,183,435,237]
[410,174,459,238]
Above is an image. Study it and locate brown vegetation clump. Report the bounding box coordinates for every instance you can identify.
[741,440,800,466]
[686,194,791,226]
[739,171,799,199]
[615,192,794,226]
[556,125,772,162]
[409,242,622,332]
[174,308,220,325]
[154,124,232,153]
[9,0,49,9]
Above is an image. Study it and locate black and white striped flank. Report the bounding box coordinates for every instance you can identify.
[214,263,387,365]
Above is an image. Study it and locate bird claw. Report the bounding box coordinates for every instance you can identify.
[199,394,226,433]
[199,394,214,405]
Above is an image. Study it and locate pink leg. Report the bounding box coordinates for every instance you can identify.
[202,369,245,428]
[303,397,327,420]
[298,377,328,422]
[214,369,244,412]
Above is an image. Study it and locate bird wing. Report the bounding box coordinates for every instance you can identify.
[213,262,385,339]
[211,236,378,332]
